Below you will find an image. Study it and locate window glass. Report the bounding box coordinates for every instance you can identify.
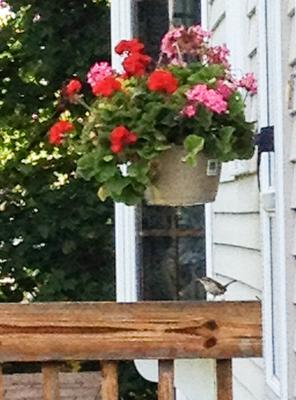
[138,206,206,300]
[173,0,201,26]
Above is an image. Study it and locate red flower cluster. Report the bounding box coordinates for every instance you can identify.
[64,79,82,97]
[92,76,122,97]
[110,125,138,154]
[115,39,144,55]
[49,120,74,145]
[123,52,151,77]
[116,38,151,77]
[147,70,179,94]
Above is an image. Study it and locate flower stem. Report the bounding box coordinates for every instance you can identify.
[156,52,164,67]
[174,42,186,67]
[77,97,92,112]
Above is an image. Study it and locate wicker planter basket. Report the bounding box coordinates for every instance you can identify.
[145,146,221,206]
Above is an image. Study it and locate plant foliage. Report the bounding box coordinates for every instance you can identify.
[49,26,256,205]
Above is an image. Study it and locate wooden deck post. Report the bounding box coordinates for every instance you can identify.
[42,363,60,400]
[101,361,119,400]
[158,360,175,400]
[217,359,232,400]
[0,365,3,400]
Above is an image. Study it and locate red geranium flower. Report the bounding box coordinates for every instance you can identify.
[64,79,82,97]
[147,70,179,94]
[49,120,74,145]
[115,39,145,55]
[123,53,151,77]
[110,125,138,154]
[92,76,122,97]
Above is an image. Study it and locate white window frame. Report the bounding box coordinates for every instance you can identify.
[111,0,138,303]
[257,0,281,392]
[258,0,288,397]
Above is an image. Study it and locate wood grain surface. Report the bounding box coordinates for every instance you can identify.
[217,359,232,400]
[158,360,175,400]
[101,361,118,400]
[0,301,262,362]
[0,365,3,400]
[42,363,60,400]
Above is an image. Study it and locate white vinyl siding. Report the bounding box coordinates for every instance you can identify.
[205,1,264,399]
[206,0,262,297]
[284,1,296,399]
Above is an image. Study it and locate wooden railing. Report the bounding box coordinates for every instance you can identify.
[0,301,262,400]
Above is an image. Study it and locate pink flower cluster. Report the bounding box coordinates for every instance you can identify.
[216,80,237,100]
[190,25,212,41]
[239,72,257,95]
[181,104,197,118]
[87,62,113,88]
[161,27,184,58]
[206,44,230,67]
[161,25,211,59]
[186,84,228,114]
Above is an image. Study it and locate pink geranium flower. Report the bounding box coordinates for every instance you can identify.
[216,80,237,100]
[239,73,257,94]
[186,84,228,114]
[203,89,228,114]
[87,62,113,88]
[189,25,212,43]
[161,26,185,58]
[186,84,208,103]
[207,44,230,67]
[181,104,197,118]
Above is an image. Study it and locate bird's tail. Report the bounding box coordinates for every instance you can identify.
[224,279,237,289]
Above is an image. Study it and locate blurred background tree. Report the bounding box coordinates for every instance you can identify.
[0,0,115,302]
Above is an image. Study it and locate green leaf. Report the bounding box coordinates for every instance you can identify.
[137,146,158,160]
[228,93,245,117]
[187,64,225,85]
[76,151,100,181]
[197,107,213,130]
[106,176,131,196]
[103,155,114,162]
[97,185,109,202]
[183,135,205,166]
[62,240,77,255]
[128,162,150,185]
[37,224,49,239]
[113,184,143,205]
[154,143,171,151]
[216,126,236,160]
[77,152,117,183]
[98,163,117,182]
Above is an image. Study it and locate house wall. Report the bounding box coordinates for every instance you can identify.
[203,1,264,399]
[276,1,296,398]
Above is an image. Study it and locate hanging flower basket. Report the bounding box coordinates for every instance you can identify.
[47,26,257,206]
[145,146,221,206]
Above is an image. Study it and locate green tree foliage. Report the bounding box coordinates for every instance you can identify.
[0,0,115,302]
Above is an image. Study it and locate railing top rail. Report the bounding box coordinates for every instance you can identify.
[0,301,262,362]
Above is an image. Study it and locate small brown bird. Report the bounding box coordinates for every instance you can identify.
[197,277,237,298]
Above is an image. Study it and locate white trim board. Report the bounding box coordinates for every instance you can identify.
[111,0,138,303]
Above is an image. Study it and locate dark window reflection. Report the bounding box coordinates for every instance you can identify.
[134,0,169,59]
[138,206,206,300]
[173,0,201,26]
